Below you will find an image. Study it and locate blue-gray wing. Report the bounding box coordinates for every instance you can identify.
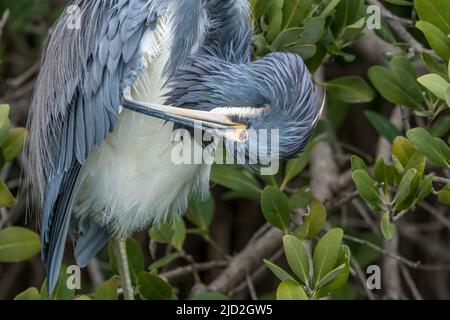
[27,0,162,292]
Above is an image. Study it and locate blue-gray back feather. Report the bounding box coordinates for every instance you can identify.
[27,0,166,293]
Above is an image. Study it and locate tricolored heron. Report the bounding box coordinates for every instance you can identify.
[27,0,318,298]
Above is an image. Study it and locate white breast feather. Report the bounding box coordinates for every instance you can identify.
[74,13,211,236]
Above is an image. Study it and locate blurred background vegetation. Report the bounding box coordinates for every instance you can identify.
[0,0,449,300]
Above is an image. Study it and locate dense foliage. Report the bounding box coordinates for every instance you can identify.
[0,0,449,300]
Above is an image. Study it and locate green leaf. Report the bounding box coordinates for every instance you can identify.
[271,27,303,51]
[335,0,364,33]
[417,73,450,100]
[172,219,186,251]
[266,0,284,42]
[304,200,327,239]
[352,170,384,212]
[0,178,16,207]
[324,76,374,103]
[149,252,182,272]
[438,185,450,205]
[312,228,343,287]
[271,27,303,50]
[407,128,450,168]
[414,0,450,35]
[390,56,424,103]
[416,21,450,61]
[0,104,11,145]
[375,156,400,188]
[392,136,417,167]
[315,264,345,289]
[422,53,448,79]
[109,238,144,285]
[289,186,313,209]
[394,168,416,203]
[351,155,369,173]
[317,245,351,296]
[365,111,401,143]
[338,18,366,43]
[446,87,450,107]
[15,287,41,300]
[431,116,450,137]
[40,265,75,300]
[187,197,214,230]
[210,165,261,199]
[374,17,397,44]
[1,127,27,162]
[284,44,317,59]
[260,186,291,231]
[138,272,173,300]
[381,212,396,241]
[149,223,174,244]
[92,277,119,300]
[283,235,310,286]
[417,174,434,202]
[282,0,313,29]
[405,151,427,178]
[276,280,308,300]
[368,66,424,110]
[0,227,40,262]
[283,140,317,187]
[299,17,325,44]
[293,223,309,240]
[320,0,342,18]
[264,259,297,282]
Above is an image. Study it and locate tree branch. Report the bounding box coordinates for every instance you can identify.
[366,0,439,59]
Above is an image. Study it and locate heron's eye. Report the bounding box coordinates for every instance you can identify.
[224,128,249,142]
[238,129,248,141]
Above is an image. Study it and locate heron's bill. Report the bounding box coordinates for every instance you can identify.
[122,99,248,140]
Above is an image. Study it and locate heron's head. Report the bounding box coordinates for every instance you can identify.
[124,52,318,165]
[168,52,319,164]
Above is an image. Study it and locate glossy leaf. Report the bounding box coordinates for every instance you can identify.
[0,227,40,262]
[276,280,308,300]
[283,235,310,286]
[416,21,450,60]
[325,76,374,103]
[92,277,119,300]
[352,170,383,212]
[312,228,343,287]
[414,0,450,35]
[304,200,327,239]
[260,186,291,231]
[187,197,214,230]
[365,111,401,143]
[0,178,16,207]
[381,212,396,241]
[138,272,173,300]
[15,287,41,300]
[417,73,450,100]
[264,259,297,282]
[407,128,450,168]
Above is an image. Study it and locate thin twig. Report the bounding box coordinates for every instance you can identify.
[418,202,450,230]
[344,234,450,271]
[350,258,376,300]
[0,9,9,38]
[160,260,228,281]
[114,238,135,300]
[246,274,258,300]
[400,265,423,300]
[366,0,439,59]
